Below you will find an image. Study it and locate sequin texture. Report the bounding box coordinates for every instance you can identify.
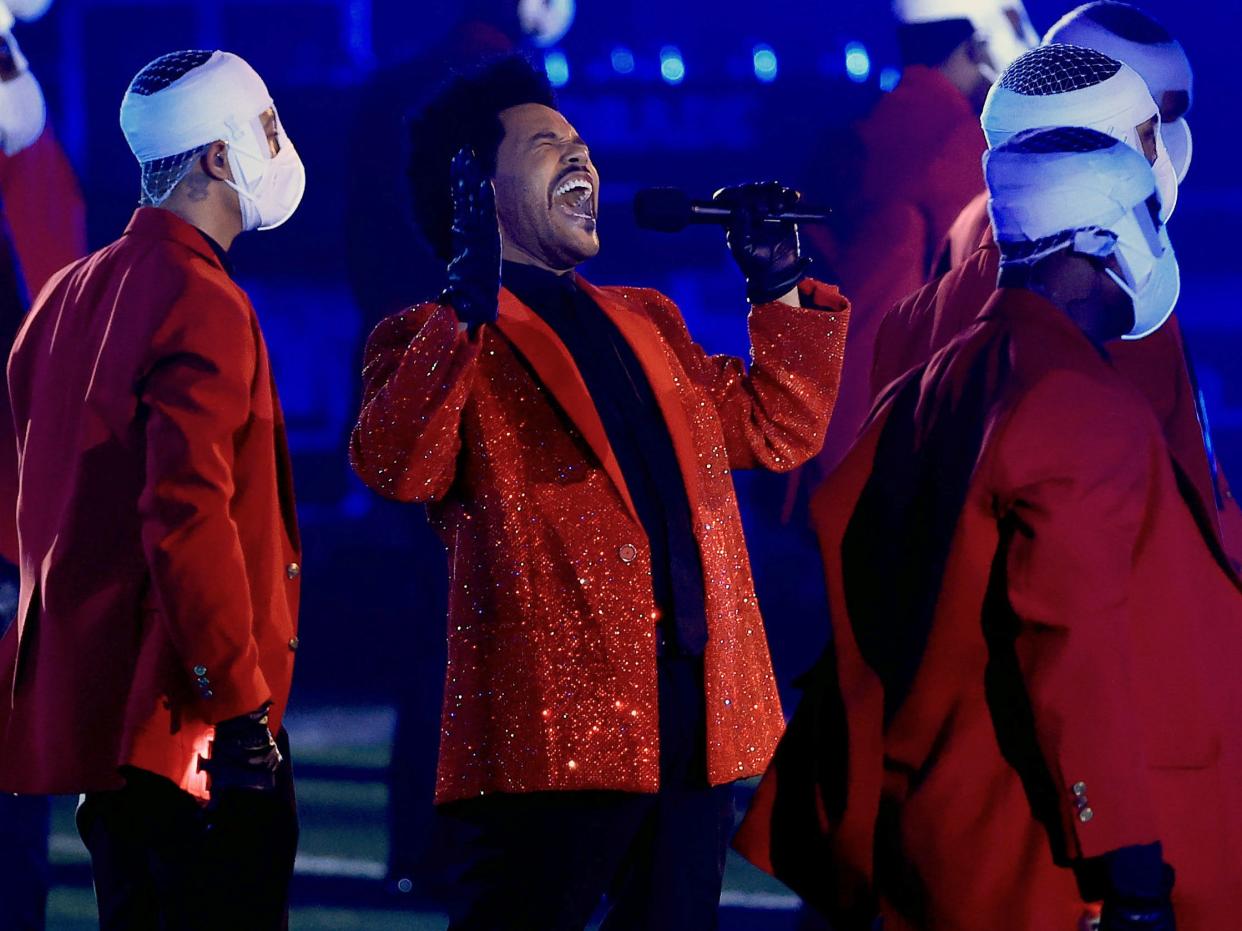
[350,278,850,803]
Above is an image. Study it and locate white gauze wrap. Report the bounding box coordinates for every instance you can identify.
[1045,8,1193,181]
[120,51,272,165]
[986,128,1179,338]
[893,0,1038,72]
[981,51,1177,216]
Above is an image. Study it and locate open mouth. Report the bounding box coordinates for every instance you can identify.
[550,172,596,223]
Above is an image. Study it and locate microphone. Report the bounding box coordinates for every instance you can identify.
[633,186,831,233]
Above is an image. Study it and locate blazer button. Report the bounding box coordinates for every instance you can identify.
[618,544,638,564]
[288,637,300,652]
[193,665,208,678]
[286,563,301,580]
[1078,807,1094,823]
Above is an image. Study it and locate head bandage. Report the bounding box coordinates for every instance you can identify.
[986,125,1178,339]
[120,50,304,230]
[1045,2,1193,181]
[0,29,45,156]
[3,0,50,22]
[893,0,1038,73]
[982,44,1177,217]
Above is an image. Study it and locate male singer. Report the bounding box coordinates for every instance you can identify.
[350,55,850,928]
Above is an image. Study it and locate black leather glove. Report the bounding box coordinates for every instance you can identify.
[1090,844,1176,931]
[444,147,502,329]
[713,181,810,305]
[198,702,282,795]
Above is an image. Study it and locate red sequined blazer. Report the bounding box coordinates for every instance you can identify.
[351,277,850,803]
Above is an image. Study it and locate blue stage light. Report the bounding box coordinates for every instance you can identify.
[611,47,635,75]
[544,50,569,87]
[660,46,685,85]
[880,67,901,92]
[753,44,778,83]
[844,41,871,83]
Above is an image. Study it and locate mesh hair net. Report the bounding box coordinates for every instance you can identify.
[127,51,215,206]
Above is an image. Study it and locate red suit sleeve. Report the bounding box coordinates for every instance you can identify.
[640,280,851,472]
[350,302,482,502]
[992,371,1160,860]
[137,277,269,723]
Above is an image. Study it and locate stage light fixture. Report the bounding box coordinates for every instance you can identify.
[752,44,778,83]
[845,41,871,83]
[544,50,570,87]
[660,46,685,85]
[611,47,636,75]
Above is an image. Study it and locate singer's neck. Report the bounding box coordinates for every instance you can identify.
[502,242,575,275]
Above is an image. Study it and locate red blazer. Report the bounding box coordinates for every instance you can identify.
[736,289,1242,930]
[351,278,850,803]
[0,208,301,799]
[871,217,1242,568]
[0,125,87,297]
[806,66,987,481]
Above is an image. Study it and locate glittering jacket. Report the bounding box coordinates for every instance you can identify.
[351,277,850,803]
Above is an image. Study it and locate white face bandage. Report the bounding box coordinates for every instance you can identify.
[0,31,45,157]
[1045,3,1193,181]
[893,0,1039,74]
[986,126,1179,340]
[982,45,1177,219]
[517,0,576,47]
[120,50,305,231]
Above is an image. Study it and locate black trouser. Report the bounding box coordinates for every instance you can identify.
[76,729,298,931]
[435,653,736,931]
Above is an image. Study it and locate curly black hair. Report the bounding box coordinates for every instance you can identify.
[406,54,556,260]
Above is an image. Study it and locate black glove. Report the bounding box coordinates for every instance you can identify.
[713,181,810,305]
[198,702,282,795]
[1088,844,1177,931]
[444,147,502,329]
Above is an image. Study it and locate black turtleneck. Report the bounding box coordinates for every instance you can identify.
[502,260,707,656]
[197,230,234,278]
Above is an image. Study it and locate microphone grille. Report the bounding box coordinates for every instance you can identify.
[633,187,692,232]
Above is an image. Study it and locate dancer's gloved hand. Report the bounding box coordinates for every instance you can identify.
[1096,845,1176,931]
[199,701,282,796]
[713,181,810,304]
[445,146,502,329]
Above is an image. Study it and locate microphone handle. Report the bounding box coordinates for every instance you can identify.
[686,204,831,224]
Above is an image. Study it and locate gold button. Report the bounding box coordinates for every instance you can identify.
[1078,807,1094,823]
[1072,781,1087,797]
[288,637,299,652]
[286,563,301,580]
[618,544,638,564]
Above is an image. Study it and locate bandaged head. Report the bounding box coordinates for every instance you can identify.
[3,0,50,22]
[0,24,46,157]
[517,0,575,47]
[986,125,1178,339]
[120,50,305,231]
[893,0,1038,75]
[1045,2,1193,181]
[982,43,1177,218]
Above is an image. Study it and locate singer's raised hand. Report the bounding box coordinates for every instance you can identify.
[712,181,810,305]
[445,147,502,329]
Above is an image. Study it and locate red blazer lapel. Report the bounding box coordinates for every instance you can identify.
[579,279,705,519]
[495,289,639,523]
